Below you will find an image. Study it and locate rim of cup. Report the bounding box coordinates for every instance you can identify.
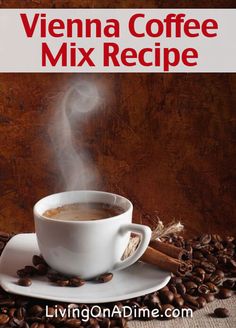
[33,190,133,224]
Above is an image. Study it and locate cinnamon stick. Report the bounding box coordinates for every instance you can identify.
[150,240,191,261]
[141,246,192,276]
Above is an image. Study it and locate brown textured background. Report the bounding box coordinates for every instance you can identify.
[0,0,235,236]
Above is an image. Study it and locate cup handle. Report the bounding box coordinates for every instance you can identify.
[113,224,152,271]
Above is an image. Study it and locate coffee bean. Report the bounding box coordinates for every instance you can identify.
[184,281,198,295]
[32,255,47,267]
[206,282,218,293]
[206,254,218,265]
[197,284,210,295]
[17,269,29,278]
[111,318,127,327]
[215,269,225,278]
[0,231,10,242]
[55,279,70,287]
[176,283,186,296]
[209,273,223,286]
[69,277,85,287]
[159,286,169,293]
[97,273,113,283]
[204,273,212,281]
[65,319,81,327]
[193,251,204,260]
[0,314,9,325]
[192,242,203,250]
[29,305,44,315]
[200,261,215,273]
[0,240,5,250]
[223,279,235,289]
[197,296,207,308]
[218,288,233,299]
[88,318,100,328]
[194,267,205,280]
[30,323,45,328]
[191,275,203,285]
[203,293,215,303]
[159,291,174,304]
[169,277,182,285]
[214,307,230,318]
[47,272,62,282]
[183,294,199,308]
[169,284,177,294]
[100,318,111,328]
[143,294,161,309]
[173,294,184,307]
[199,234,211,245]
[18,278,32,287]
[161,304,175,319]
[0,299,15,306]
[16,307,26,320]
[24,266,38,276]
[8,308,16,318]
[36,264,48,275]
[228,259,236,269]
[211,234,223,242]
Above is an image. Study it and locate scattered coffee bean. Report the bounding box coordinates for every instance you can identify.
[36,264,48,275]
[194,267,205,280]
[203,293,215,303]
[47,272,62,282]
[143,294,161,309]
[161,304,175,319]
[55,279,70,287]
[223,279,235,289]
[29,305,44,315]
[32,255,46,266]
[173,294,184,307]
[197,296,207,308]
[0,240,5,250]
[168,284,177,294]
[184,281,198,295]
[205,282,218,293]
[209,273,223,286]
[214,269,225,279]
[17,278,32,287]
[176,283,186,296]
[0,297,15,306]
[0,314,10,325]
[214,307,230,318]
[200,261,215,273]
[197,284,210,295]
[218,288,233,299]
[199,234,211,245]
[64,318,81,327]
[69,277,85,287]
[183,294,199,309]
[159,290,174,304]
[97,272,113,283]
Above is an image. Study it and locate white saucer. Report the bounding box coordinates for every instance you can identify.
[0,233,170,304]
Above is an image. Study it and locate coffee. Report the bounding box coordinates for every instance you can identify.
[43,202,124,221]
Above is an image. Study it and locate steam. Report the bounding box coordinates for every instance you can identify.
[49,80,101,191]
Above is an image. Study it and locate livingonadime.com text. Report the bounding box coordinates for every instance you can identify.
[45,304,193,321]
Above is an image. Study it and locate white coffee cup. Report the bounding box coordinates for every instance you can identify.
[34,190,151,279]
